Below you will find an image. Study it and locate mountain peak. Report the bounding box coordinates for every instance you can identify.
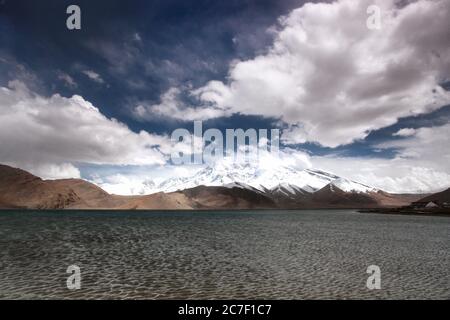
[149,161,376,196]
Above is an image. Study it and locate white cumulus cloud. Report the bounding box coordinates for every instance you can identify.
[314,122,450,193]
[393,128,417,137]
[0,80,172,179]
[148,0,450,148]
[133,87,229,121]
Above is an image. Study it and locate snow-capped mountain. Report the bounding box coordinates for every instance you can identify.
[0,164,424,210]
[148,159,377,196]
[329,178,377,193]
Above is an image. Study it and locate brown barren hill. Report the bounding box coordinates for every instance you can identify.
[311,184,424,208]
[180,186,277,209]
[0,164,81,209]
[266,184,423,209]
[418,188,450,203]
[309,184,379,208]
[0,164,193,210]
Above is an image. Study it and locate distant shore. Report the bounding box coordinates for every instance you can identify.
[360,207,450,217]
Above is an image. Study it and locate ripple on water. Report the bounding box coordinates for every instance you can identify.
[0,210,449,299]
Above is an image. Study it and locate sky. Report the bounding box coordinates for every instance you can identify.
[0,0,449,194]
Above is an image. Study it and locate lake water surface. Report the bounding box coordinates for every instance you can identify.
[0,210,449,299]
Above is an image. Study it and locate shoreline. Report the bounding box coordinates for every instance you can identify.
[359,208,450,217]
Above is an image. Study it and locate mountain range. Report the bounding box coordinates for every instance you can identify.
[151,160,376,194]
[0,163,433,210]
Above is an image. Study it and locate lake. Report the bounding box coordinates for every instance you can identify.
[0,210,448,299]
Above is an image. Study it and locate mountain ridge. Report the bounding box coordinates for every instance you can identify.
[0,164,426,210]
[144,161,377,195]
[418,188,450,204]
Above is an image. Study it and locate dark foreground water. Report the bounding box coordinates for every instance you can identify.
[0,210,449,300]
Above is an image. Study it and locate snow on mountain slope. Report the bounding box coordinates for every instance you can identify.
[330,178,378,193]
[147,158,376,195]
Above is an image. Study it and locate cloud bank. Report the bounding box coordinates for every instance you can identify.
[315,122,450,193]
[0,81,171,178]
[2,76,446,192]
[137,0,450,148]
